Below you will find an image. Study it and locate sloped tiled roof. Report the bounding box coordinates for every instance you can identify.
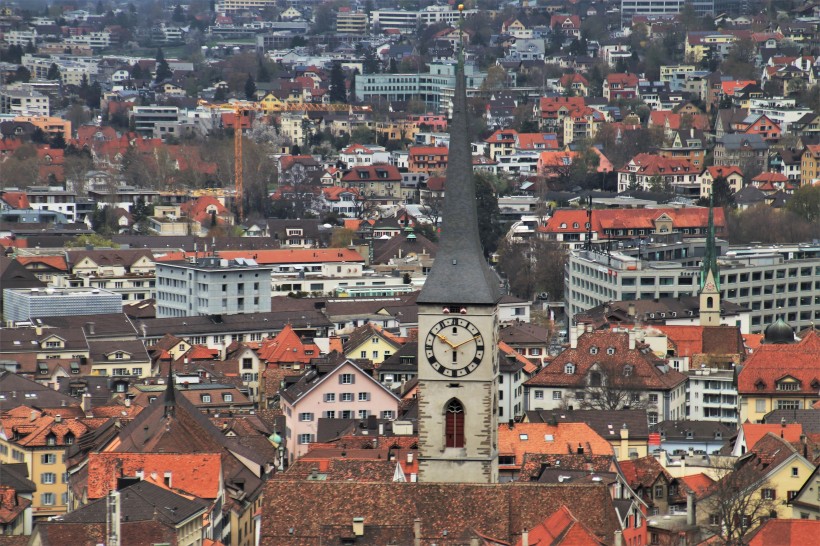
[737,331,820,394]
[498,422,614,466]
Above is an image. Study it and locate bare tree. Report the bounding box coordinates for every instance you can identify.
[497,239,566,302]
[578,360,653,411]
[700,456,781,546]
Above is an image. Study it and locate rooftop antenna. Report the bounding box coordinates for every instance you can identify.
[584,195,593,252]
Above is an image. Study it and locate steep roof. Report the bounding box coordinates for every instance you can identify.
[498,422,614,465]
[259,481,621,545]
[518,505,606,546]
[737,331,820,394]
[745,519,820,546]
[416,58,500,306]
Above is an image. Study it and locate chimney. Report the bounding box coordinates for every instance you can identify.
[628,329,636,350]
[85,322,95,335]
[54,414,62,423]
[407,452,414,464]
[34,326,42,336]
[620,424,629,456]
[521,529,529,546]
[30,410,37,422]
[627,303,636,318]
[352,517,364,537]
[614,530,623,546]
[81,393,92,415]
[414,519,422,546]
[124,398,131,408]
[687,491,696,526]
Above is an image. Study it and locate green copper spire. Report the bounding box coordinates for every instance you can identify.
[700,192,720,292]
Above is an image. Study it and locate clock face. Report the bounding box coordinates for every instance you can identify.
[424,318,485,377]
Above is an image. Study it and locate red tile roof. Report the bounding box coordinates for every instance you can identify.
[742,423,803,450]
[705,165,743,178]
[737,331,820,394]
[746,519,820,546]
[15,255,69,271]
[200,248,365,265]
[679,473,714,498]
[519,505,606,546]
[340,164,401,183]
[540,207,725,234]
[86,452,222,499]
[0,192,29,209]
[498,422,614,467]
[257,324,320,365]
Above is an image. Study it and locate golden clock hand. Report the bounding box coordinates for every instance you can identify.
[452,335,480,349]
[436,333,456,348]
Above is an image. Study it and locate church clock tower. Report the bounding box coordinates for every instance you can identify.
[416,8,501,484]
[699,195,721,327]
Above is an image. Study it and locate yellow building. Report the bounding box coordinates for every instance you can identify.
[342,323,402,365]
[0,408,91,520]
[800,145,820,186]
[737,329,818,424]
[13,116,71,140]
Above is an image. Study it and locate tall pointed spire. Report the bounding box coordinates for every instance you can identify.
[163,360,176,419]
[417,4,500,305]
[699,192,720,292]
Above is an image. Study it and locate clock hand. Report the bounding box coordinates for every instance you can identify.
[452,335,480,349]
[436,333,456,348]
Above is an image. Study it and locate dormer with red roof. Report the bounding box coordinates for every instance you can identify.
[257,324,320,370]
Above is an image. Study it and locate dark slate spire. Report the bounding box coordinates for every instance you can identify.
[163,361,176,418]
[417,21,500,306]
[699,193,720,292]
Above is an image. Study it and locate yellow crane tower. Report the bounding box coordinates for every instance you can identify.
[197,99,261,222]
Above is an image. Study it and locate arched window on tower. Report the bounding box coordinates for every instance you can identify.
[445,399,465,448]
[707,296,714,308]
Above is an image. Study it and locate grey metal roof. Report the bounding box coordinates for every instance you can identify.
[416,60,501,306]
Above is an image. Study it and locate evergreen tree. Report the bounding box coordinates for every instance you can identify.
[47,63,61,81]
[130,62,143,80]
[214,86,228,101]
[244,73,257,100]
[329,62,347,103]
[388,58,398,73]
[25,40,35,54]
[154,48,172,83]
[172,4,185,22]
[257,57,271,82]
[349,69,358,103]
[51,132,67,149]
[11,66,31,83]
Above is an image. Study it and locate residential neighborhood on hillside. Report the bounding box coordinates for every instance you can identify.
[2,0,820,544]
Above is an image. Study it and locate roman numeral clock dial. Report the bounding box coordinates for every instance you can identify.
[424,318,485,377]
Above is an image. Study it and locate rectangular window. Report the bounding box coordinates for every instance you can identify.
[762,488,775,499]
[552,391,562,400]
[341,393,354,402]
[298,413,314,422]
[41,473,56,484]
[756,399,766,413]
[41,454,56,465]
[297,434,313,445]
[655,485,664,498]
[358,410,369,419]
[324,393,336,403]
[534,390,544,400]
[381,410,395,419]
[777,400,800,410]
[339,373,355,384]
[358,392,370,402]
[323,411,336,418]
[41,493,55,506]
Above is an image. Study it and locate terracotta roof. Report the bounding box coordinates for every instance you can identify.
[15,255,69,271]
[498,341,538,375]
[704,165,743,178]
[619,455,672,490]
[257,324,320,365]
[519,505,606,546]
[679,473,714,498]
[341,164,402,183]
[746,518,820,546]
[742,423,803,449]
[737,331,820,394]
[498,422,614,466]
[408,145,448,156]
[86,452,221,500]
[259,481,621,545]
[0,192,29,209]
[525,330,687,390]
[540,207,726,234]
[207,248,365,265]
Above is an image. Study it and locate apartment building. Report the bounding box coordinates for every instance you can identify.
[3,287,123,323]
[21,55,97,86]
[565,242,820,333]
[215,0,277,13]
[0,88,49,116]
[155,257,274,318]
[130,106,180,137]
[353,61,486,113]
[336,10,367,34]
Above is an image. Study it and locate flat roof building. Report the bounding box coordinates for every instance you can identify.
[3,287,123,323]
[156,257,274,318]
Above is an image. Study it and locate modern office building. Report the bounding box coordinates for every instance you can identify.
[3,287,123,322]
[354,61,487,114]
[155,257,274,318]
[130,106,180,136]
[565,240,820,334]
[0,87,49,116]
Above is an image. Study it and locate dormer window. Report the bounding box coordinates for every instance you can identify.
[564,363,575,374]
[623,365,633,377]
[46,433,56,446]
[590,346,598,355]
[607,347,616,355]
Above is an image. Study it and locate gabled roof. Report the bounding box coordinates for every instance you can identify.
[498,422,614,465]
[745,519,820,546]
[343,323,403,353]
[519,505,606,546]
[737,331,820,394]
[257,324,320,364]
[281,358,401,406]
[740,423,802,450]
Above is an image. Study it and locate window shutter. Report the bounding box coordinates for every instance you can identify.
[339,375,343,384]
[351,374,356,384]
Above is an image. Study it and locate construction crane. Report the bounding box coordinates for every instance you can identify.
[197,99,261,222]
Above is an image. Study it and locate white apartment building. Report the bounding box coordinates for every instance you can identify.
[4,29,37,46]
[22,55,98,86]
[0,87,49,116]
[215,0,277,13]
[566,242,820,334]
[64,32,111,49]
[748,97,812,133]
[25,186,78,221]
